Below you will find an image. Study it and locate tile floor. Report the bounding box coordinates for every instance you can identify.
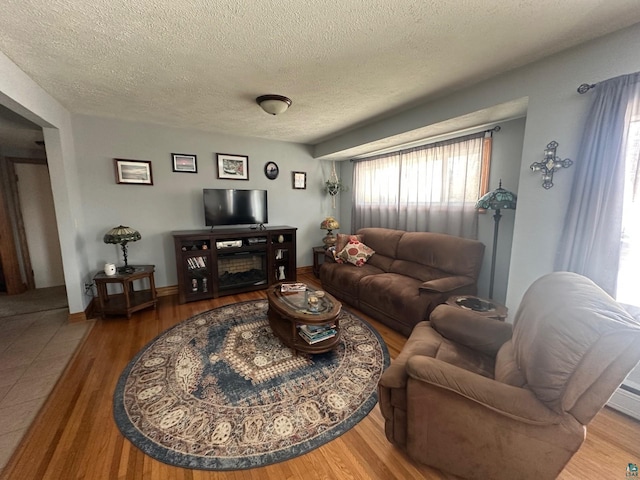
[0,308,93,470]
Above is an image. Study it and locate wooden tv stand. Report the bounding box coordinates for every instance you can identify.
[172,226,297,304]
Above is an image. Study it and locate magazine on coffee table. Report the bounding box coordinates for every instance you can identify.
[280,282,307,293]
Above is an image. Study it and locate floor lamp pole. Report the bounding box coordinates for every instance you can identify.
[489,208,502,299]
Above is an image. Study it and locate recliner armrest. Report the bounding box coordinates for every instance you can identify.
[406,356,562,425]
[419,275,474,293]
[430,304,513,356]
[378,322,439,390]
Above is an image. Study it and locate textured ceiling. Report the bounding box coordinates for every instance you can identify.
[1,1,640,151]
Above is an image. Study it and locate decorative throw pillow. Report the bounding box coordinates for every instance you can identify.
[337,238,375,266]
[335,233,363,253]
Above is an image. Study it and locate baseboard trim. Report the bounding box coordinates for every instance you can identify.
[72,286,175,322]
[73,273,311,322]
[68,311,88,323]
[297,266,313,276]
[69,298,95,323]
[157,285,178,297]
[608,387,640,421]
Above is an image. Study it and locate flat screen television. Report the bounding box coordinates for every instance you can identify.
[203,189,268,228]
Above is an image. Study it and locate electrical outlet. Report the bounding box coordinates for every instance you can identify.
[84,282,94,296]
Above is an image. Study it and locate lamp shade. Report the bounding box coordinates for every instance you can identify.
[103,225,141,245]
[475,182,517,210]
[256,95,292,115]
[320,217,340,231]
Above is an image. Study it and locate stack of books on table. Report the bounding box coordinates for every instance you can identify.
[298,324,337,344]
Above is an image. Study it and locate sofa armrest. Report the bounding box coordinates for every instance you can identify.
[406,356,562,425]
[419,275,475,293]
[429,305,512,356]
[378,322,440,390]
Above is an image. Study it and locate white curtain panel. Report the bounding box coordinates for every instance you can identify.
[352,134,484,239]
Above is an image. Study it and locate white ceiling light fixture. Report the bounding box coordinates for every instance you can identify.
[256,95,292,115]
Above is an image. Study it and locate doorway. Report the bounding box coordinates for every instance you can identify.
[0,103,65,302]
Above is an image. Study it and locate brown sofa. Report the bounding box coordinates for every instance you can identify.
[378,272,640,480]
[319,227,485,336]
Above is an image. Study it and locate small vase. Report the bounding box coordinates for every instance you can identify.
[278,265,286,280]
[277,235,284,244]
[104,263,116,276]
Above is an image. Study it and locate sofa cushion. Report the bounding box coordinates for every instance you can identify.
[355,228,406,273]
[358,273,434,332]
[356,228,404,259]
[365,253,395,272]
[319,261,384,305]
[337,238,375,266]
[394,231,484,279]
[389,260,443,282]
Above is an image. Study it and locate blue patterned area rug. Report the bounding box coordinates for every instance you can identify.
[113,299,389,470]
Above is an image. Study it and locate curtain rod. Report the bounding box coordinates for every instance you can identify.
[577,83,597,94]
[350,125,501,162]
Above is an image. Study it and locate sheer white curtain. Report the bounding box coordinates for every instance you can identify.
[556,72,640,297]
[352,133,485,238]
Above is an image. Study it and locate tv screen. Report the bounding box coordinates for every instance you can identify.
[203,189,268,227]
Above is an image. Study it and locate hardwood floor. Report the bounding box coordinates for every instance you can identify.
[2,272,639,479]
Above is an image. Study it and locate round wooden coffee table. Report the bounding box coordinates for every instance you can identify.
[267,283,342,354]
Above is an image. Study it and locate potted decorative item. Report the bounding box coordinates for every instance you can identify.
[325,161,347,208]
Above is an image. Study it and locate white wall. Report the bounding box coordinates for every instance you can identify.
[477,118,524,303]
[314,22,640,313]
[14,163,65,288]
[72,115,331,288]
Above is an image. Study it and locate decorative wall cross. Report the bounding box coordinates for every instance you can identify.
[530,140,573,189]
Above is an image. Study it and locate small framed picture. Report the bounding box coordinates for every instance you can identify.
[292,171,307,189]
[172,153,197,173]
[114,159,153,185]
[264,161,279,180]
[216,153,249,180]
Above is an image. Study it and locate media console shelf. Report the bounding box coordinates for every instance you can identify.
[172,226,297,304]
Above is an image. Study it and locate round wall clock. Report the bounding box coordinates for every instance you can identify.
[264,161,279,180]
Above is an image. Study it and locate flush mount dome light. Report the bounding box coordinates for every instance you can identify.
[256,94,292,115]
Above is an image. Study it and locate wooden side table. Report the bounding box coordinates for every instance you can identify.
[93,265,157,319]
[446,295,508,321]
[312,246,326,278]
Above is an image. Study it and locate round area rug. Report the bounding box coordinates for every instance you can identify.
[113,299,389,470]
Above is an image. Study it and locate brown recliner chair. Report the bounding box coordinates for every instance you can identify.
[378,272,640,480]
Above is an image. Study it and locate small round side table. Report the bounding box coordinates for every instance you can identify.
[446,295,508,321]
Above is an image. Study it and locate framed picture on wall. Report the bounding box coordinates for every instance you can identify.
[114,159,153,185]
[292,171,306,189]
[264,161,279,180]
[216,153,249,180]
[172,153,198,173]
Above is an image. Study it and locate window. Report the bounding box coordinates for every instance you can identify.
[616,117,640,306]
[352,131,492,238]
